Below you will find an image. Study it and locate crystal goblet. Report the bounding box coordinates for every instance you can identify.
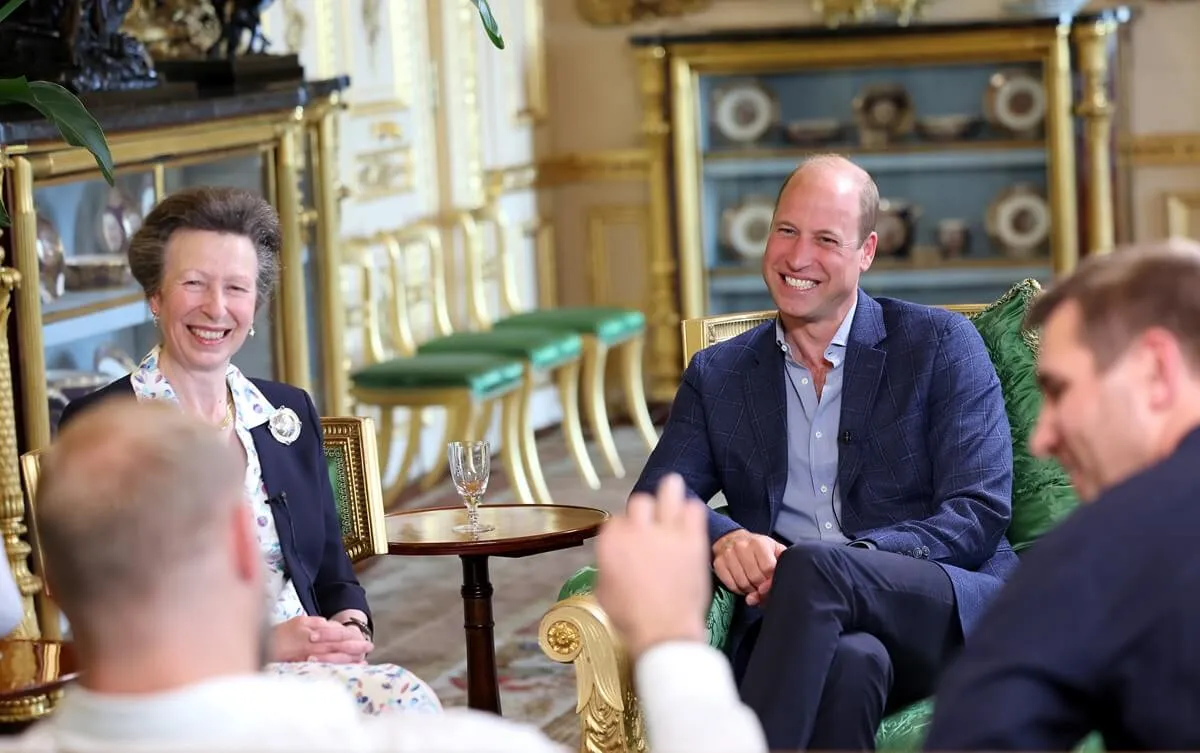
[447,440,495,534]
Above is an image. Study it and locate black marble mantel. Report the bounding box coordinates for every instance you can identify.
[0,76,350,146]
[629,7,1132,47]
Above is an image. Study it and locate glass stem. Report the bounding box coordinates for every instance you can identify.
[465,495,482,528]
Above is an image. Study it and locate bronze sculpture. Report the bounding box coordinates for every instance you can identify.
[0,0,159,93]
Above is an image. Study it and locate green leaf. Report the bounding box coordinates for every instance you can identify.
[0,0,27,25]
[0,78,114,185]
[471,0,505,50]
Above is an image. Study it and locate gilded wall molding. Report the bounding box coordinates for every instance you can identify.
[576,0,711,26]
[1123,133,1200,166]
[484,149,650,197]
[586,204,650,305]
[1164,191,1200,238]
[513,0,549,126]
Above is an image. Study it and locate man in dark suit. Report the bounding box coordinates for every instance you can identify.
[924,239,1200,751]
[633,154,1017,751]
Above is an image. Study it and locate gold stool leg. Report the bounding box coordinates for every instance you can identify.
[379,406,409,502]
[471,400,495,441]
[557,359,601,490]
[499,390,536,505]
[518,369,555,505]
[619,333,659,451]
[581,336,625,479]
[384,408,421,502]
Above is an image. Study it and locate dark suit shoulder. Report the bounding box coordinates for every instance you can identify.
[690,320,774,371]
[875,295,966,332]
[876,296,985,355]
[57,376,136,431]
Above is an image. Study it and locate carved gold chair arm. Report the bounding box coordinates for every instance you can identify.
[539,595,648,753]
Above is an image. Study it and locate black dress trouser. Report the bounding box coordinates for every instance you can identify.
[735,541,962,751]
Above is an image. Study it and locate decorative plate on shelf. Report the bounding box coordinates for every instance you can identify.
[720,196,776,260]
[97,186,143,256]
[852,83,914,148]
[711,79,779,145]
[986,184,1051,258]
[876,199,921,257]
[984,70,1047,136]
[35,214,65,302]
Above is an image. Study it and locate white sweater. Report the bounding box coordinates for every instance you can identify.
[4,642,766,753]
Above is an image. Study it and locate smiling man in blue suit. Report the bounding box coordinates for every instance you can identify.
[632,154,1017,751]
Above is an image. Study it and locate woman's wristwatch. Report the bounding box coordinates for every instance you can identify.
[341,616,373,642]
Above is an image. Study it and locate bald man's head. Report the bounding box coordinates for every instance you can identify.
[775,154,880,246]
[36,399,245,619]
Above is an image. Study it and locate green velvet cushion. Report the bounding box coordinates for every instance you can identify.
[418,328,582,370]
[875,699,1105,752]
[494,307,646,345]
[350,353,523,397]
[968,278,1080,552]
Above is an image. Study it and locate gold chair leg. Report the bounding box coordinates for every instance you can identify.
[470,400,494,442]
[499,391,536,505]
[420,402,473,491]
[378,406,408,502]
[557,359,601,490]
[518,369,555,505]
[581,336,625,479]
[619,333,659,451]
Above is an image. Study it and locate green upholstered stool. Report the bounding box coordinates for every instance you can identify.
[492,307,659,479]
[417,326,600,503]
[495,308,646,346]
[348,350,533,504]
[417,328,583,371]
[352,352,524,397]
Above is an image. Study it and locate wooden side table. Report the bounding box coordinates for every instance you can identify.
[386,504,609,715]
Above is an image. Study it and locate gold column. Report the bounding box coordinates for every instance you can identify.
[275,110,313,393]
[10,157,51,452]
[1046,23,1079,275]
[312,94,350,416]
[636,45,678,404]
[1073,16,1118,256]
[0,154,42,638]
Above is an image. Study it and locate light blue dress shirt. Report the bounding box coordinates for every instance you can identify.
[772,300,857,546]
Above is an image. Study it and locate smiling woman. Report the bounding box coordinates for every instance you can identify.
[56,186,442,716]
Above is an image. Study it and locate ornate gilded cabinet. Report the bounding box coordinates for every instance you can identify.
[632,11,1128,400]
[0,78,349,637]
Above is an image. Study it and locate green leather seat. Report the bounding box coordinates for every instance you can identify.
[350,352,524,398]
[492,307,645,345]
[417,328,583,371]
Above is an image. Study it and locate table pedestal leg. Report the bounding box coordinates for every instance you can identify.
[459,554,501,714]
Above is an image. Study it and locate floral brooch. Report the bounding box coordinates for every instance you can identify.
[269,407,302,445]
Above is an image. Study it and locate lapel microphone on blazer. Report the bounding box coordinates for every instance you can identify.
[839,430,853,444]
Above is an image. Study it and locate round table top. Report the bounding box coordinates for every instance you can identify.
[386,504,610,557]
[0,639,78,701]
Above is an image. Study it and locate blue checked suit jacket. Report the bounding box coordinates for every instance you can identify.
[633,289,1018,642]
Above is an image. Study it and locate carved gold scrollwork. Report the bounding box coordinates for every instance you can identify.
[0,257,40,640]
[812,0,932,28]
[539,595,648,753]
[576,0,712,27]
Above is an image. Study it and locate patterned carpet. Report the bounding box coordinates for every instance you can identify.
[357,426,654,745]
